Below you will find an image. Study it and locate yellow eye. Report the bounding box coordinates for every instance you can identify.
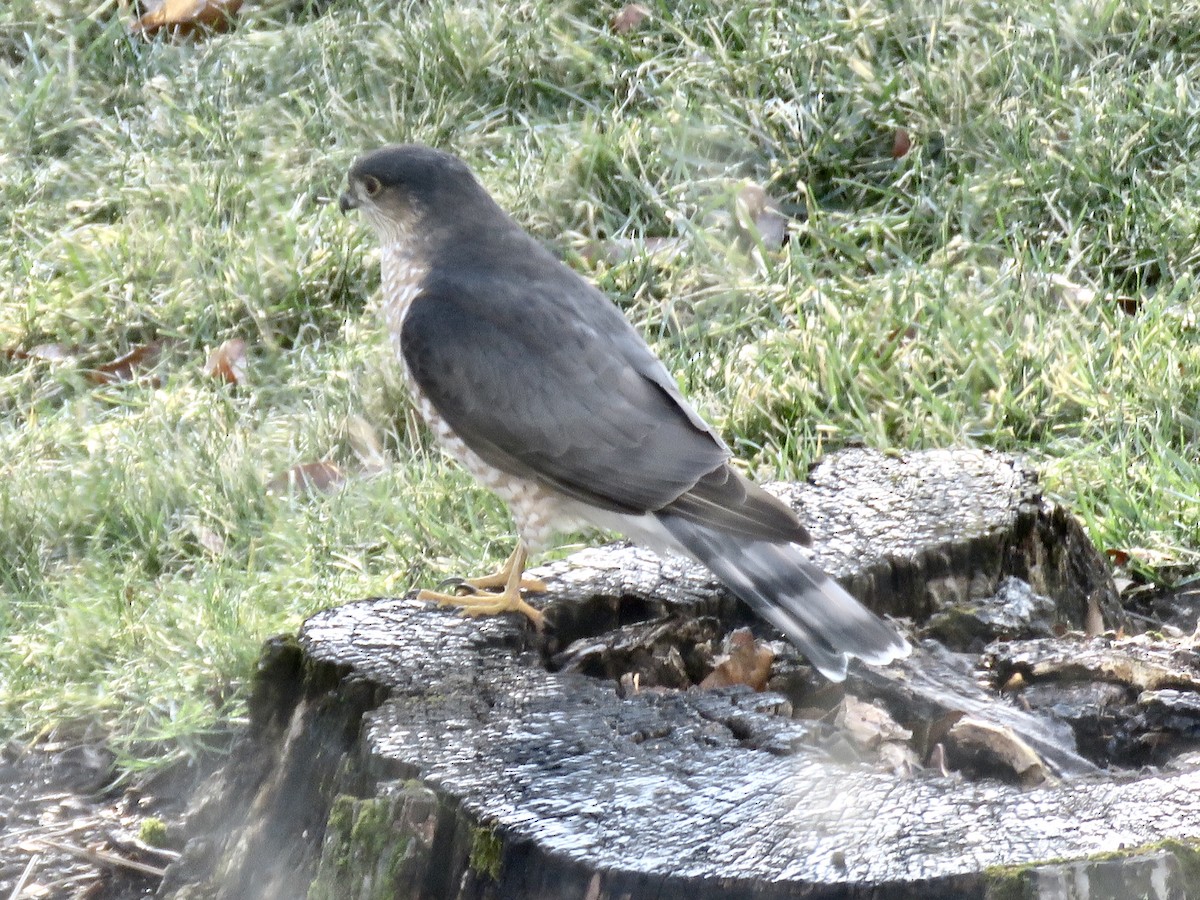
[362,175,382,197]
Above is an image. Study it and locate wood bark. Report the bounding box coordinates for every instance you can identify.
[160,449,1200,900]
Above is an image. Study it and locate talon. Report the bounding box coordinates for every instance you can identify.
[434,576,473,593]
[462,548,548,595]
[416,543,545,629]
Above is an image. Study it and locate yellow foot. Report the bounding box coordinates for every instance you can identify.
[417,586,544,629]
[462,570,548,594]
[418,543,545,629]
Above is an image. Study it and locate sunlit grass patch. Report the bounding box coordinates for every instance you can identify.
[1,0,1199,765]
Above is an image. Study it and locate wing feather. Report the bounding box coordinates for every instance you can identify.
[401,263,730,514]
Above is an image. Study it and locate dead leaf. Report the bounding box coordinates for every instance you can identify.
[132,0,243,38]
[734,184,789,249]
[1108,546,1179,568]
[4,342,76,363]
[1106,548,1131,567]
[834,696,912,751]
[86,339,169,386]
[610,3,650,34]
[892,128,912,159]
[877,740,921,777]
[202,338,248,386]
[267,461,345,496]
[699,628,774,691]
[945,716,1049,786]
[1115,296,1142,316]
[876,322,917,360]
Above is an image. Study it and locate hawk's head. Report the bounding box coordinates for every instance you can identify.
[340,144,499,248]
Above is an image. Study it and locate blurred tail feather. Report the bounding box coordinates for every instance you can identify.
[657,513,909,682]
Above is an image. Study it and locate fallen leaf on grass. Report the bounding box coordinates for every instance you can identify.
[611,3,651,34]
[1106,546,1180,569]
[86,339,169,386]
[267,461,345,496]
[3,343,76,363]
[1114,296,1142,316]
[876,322,918,361]
[699,628,774,691]
[1111,575,1134,594]
[1105,548,1131,567]
[892,128,912,159]
[132,0,243,38]
[202,338,248,386]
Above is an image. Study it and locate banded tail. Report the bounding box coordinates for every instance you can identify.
[657,513,910,681]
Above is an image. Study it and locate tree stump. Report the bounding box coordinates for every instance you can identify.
[160,449,1200,900]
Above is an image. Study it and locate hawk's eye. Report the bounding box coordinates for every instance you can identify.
[362,175,382,197]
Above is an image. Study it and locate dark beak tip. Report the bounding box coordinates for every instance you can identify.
[338,192,356,214]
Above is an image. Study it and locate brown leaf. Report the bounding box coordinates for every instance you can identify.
[877,740,922,778]
[735,184,789,248]
[699,628,774,691]
[4,342,76,363]
[876,322,918,361]
[945,716,1049,786]
[267,461,345,496]
[202,338,248,386]
[132,0,243,37]
[834,696,912,751]
[1108,546,1178,568]
[892,128,912,159]
[1114,296,1142,316]
[610,3,650,34]
[86,339,169,386]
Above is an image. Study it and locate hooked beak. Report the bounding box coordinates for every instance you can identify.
[338,192,357,214]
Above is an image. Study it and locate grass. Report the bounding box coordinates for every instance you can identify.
[1,0,1199,767]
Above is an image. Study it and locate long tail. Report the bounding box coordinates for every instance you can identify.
[656,513,910,682]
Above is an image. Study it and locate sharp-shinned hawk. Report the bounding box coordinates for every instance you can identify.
[339,144,909,681]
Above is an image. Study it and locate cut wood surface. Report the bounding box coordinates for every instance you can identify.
[161,449,1200,900]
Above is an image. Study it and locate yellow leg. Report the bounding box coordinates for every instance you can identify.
[417,543,545,629]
